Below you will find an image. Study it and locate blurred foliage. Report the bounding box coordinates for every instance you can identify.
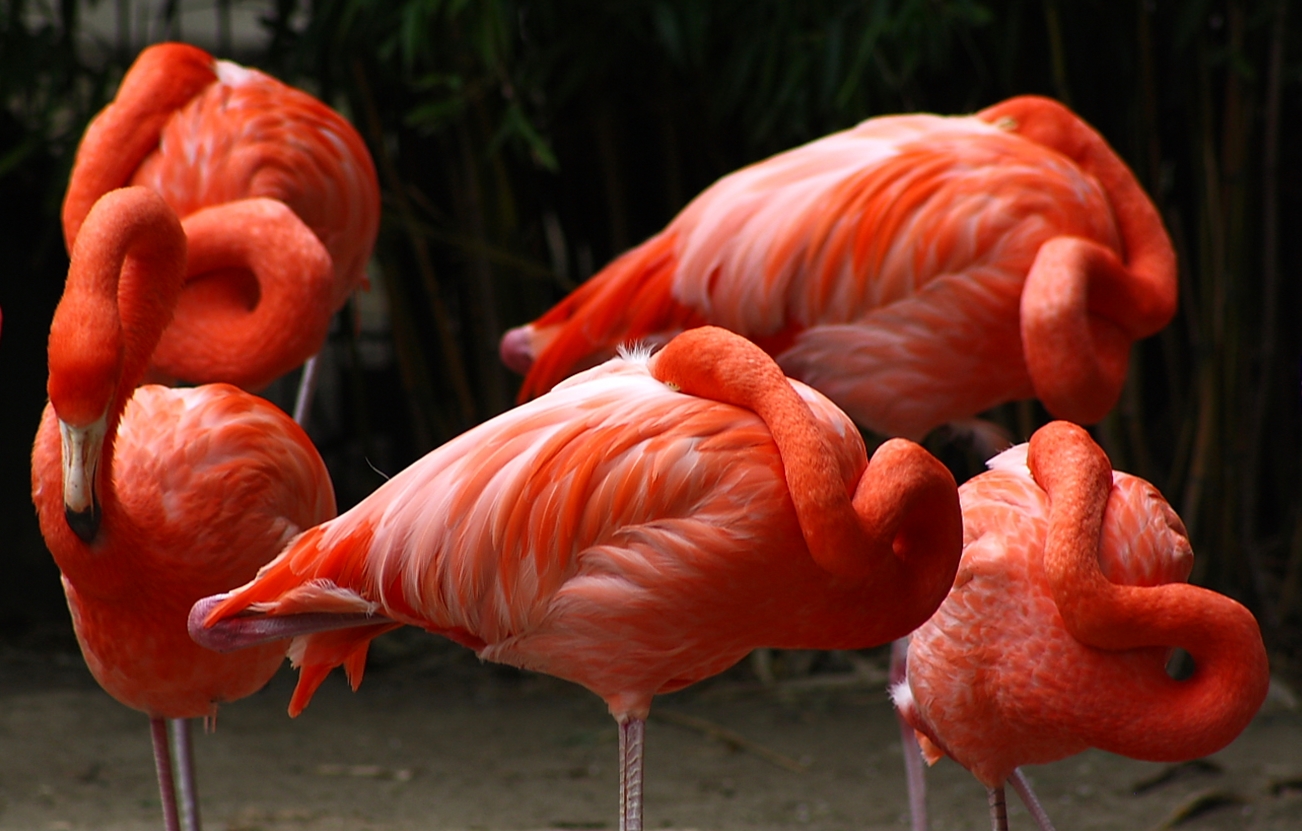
[3,0,1302,679]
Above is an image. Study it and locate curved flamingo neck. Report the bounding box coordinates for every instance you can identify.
[978,96,1176,338]
[146,198,335,390]
[48,187,188,439]
[1028,421,1269,760]
[649,327,961,615]
[62,43,216,249]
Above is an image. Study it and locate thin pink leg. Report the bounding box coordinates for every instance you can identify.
[987,784,1009,831]
[149,716,182,831]
[292,353,320,427]
[1009,768,1057,831]
[169,717,203,831]
[618,717,645,831]
[891,638,928,831]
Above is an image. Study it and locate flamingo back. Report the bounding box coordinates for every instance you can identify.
[131,60,380,306]
[671,116,1119,332]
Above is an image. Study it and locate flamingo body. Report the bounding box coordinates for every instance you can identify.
[503,96,1175,439]
[32,187,337,722]
[34,385,334,716]
[61,43,380,391]
[894,424,1269,793]
[193,328,963,722]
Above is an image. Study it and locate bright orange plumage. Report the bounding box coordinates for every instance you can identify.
[197,328,964,723]
[502,96,1175,439]
[193,326,964,831]
[61,42,380,391]
[893,423,1269,801]
[32,186,336,721]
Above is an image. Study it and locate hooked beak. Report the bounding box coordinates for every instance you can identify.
[60,415,107,543]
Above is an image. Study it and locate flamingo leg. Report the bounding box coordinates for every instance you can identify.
[987,783,1009,831]
[618,716,646,831]
[1008,768,1057,831]
[891,637,928,831]
[149,717,182,831]
[169,717,203,831]
[292,353,320,427]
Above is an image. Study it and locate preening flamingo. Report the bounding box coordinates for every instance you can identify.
[501,95,1175,441]
[32,187,337,831]
[190,325,964,831]
[892,421,1270,831]
[62,41,381,400]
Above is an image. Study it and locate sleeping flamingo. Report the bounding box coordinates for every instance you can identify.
[501,95,1175,441]
[62,41,381,404]
[190,325,964,831]
[893,421,1270,831]
[32,187,337,831]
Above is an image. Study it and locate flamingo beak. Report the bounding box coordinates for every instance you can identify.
[60,414,107,543]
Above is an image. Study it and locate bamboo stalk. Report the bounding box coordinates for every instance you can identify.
[1041,0,1072,106]
[456,105,508,416]
[376,257,444,451]
[351,59,477,430]
[1236,0,1287,629]
[594,107,629,255]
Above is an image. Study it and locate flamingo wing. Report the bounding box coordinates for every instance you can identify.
[109,384,336,585]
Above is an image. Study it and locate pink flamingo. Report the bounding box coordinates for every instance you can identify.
[501,95,1175,442]
[190,325,964,831]
[893,421,1270,831]
[32,187,337,831]
[62,42,380,402]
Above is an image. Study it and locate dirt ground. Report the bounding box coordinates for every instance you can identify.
[2,629,1300,831]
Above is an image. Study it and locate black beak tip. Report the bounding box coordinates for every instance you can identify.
[65,504,101,543]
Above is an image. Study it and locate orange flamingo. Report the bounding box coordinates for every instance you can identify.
[32,187,337,831]
[61,42,381,398]
[892,421,1270,831]
[501,95,1175,441]
[191,325,964,831]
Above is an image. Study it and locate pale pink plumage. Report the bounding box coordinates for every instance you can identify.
[192,326,965,831]
[503,96,1175,439]
[201,345,946,717]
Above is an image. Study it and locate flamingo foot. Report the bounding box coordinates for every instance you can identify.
[618,716,645,831]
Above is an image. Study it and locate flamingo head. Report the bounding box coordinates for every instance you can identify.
[47,266,124,544]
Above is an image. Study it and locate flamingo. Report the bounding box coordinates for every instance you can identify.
[61,41,381,406]
[31,187,337,831]
[501,95,1175,441]
[892,421,1270,831]
[189,325,964,831]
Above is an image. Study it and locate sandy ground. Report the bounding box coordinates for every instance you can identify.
[2,632,1300,831]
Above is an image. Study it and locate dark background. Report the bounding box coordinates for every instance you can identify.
[3,0,1301,678]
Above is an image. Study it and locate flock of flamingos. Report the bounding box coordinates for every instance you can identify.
[27,40,1271,831]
